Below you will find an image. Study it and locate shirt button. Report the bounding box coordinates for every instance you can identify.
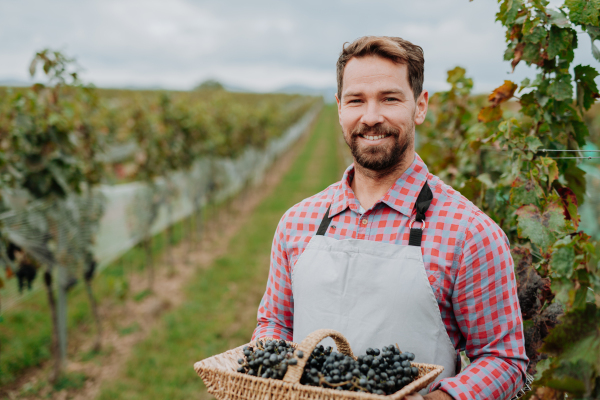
[361,219,368,225]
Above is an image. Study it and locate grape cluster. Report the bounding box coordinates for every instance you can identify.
[236,339,300,379]
[300,344,418,395]
[237,340,419,396]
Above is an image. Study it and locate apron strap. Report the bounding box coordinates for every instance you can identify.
[315,182,433,245]
[316,205,333,236]
[408,182,433,247]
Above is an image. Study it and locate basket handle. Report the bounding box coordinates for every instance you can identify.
[282,329,355,384]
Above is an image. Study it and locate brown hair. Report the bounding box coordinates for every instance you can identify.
[336,36,424,101]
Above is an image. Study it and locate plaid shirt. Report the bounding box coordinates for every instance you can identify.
[253,154,528,400]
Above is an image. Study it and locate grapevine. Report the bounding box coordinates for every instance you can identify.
[421,1,600,397]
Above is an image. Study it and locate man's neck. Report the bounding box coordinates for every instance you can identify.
[350,152,415,212]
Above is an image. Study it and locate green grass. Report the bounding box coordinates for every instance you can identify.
[96,105,345,399]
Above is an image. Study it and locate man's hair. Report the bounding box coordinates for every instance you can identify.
[336,36,424,101]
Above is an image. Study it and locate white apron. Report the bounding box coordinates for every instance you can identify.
[292,182,457,393]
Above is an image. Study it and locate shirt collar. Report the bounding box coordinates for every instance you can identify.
[329,153,429,218]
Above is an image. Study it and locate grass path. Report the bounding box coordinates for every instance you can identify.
[95,104,346,400]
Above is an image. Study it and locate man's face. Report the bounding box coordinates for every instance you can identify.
[336,55,428,173]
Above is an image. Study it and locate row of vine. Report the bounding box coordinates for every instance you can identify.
[0,49,319,383]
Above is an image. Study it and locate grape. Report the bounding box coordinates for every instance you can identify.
[236,340,419,395]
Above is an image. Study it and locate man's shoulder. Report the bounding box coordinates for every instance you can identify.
[279,181,340,226]
[427,173,507,242]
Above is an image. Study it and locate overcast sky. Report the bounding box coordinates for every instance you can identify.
[1,0,597,95]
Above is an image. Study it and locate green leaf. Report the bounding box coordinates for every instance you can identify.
[592,41,600,61]
[548,27,575,59]
[511,175,541,207]
[523,42,543,64]
[574,65,600,110]
[542,304,600,373]
[527,26,547,43]
[565,0,600,26]
[447,66,467,84]
[548,73,574,101]
[548,9,571,28]
[516,201,566,253]
[563,163,587,205]
[498,0,521,24]
[572,120,590,146]
[550,237,576,277]
[526,135,543,151]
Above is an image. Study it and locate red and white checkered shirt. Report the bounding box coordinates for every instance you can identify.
[253,154,528,400]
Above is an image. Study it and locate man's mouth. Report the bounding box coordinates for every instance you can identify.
[359,134,391,141]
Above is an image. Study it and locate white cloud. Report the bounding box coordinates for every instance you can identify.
[0,0,597,93]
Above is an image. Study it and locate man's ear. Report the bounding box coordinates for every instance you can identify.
[414,90,429,126]
[335,93,343,126]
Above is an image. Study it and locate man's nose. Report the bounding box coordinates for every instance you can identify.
[360,101,384,127]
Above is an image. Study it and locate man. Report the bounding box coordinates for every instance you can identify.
[253,36,528,400]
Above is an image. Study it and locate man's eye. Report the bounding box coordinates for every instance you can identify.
[348,99,361,103]
[384,97,398,102]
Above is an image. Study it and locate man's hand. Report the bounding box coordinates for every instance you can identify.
[406,390,453,400]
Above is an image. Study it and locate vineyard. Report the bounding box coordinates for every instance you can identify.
[1,0,600,399]
[0,50,321,392]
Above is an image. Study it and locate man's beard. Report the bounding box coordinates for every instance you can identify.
[346,122,413,172]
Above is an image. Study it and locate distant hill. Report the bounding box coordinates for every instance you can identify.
[0,78,31,87]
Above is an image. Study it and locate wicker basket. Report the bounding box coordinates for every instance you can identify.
[194,329,444,400]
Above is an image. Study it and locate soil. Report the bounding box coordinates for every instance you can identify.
[2,123,313,400]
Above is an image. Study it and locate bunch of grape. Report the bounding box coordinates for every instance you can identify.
[237,339,301,379]
[237,340,419,396]
[300,344,418,395]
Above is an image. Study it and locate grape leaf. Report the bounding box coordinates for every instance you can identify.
[548,73,574,101]
[498,0,521,24]
[516,201,566,254]
[511,175,544,205]
[587,25,600,61]
[548,27,575,59]
[512,42,525,70]
[565,0,600,26]
[563,163,587,205]
[477,105,503,122]
[557,187,580,230]
[571,120,590,146]
[447,66,467,84]
[488,80,518,106]
[538,157,559,187]
[574,65,600,110]
[526,136,543,151]
[542,304,600,372]
[548,9,572,28]
[550,236,576,278]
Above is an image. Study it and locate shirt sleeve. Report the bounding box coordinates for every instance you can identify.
[431,213,529,400]
[252,214,294,340]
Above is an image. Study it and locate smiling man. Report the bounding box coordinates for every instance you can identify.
[253,36,528,399]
